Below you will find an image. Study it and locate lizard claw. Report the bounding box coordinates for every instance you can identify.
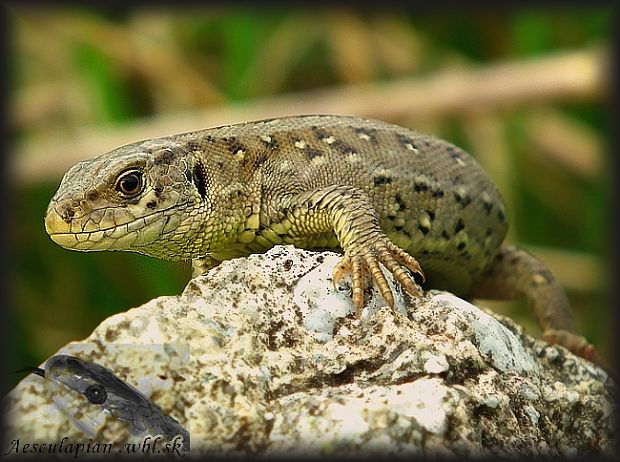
[333,255,369,315]
[332,237,424,315]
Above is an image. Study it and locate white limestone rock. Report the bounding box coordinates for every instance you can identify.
[3,245,614,457]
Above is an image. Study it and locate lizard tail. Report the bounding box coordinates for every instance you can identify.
[469,244,604,367]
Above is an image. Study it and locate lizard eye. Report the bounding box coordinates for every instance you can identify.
[84,384,107,404]
[115,169,144,198]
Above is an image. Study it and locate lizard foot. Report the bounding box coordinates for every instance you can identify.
[191,255,221,278]
[332,239,424,315]
[542,329,605,368]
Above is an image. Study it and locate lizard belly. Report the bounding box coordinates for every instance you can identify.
[416,256,474,296]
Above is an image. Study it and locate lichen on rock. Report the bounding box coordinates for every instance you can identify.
[3,245,614,457]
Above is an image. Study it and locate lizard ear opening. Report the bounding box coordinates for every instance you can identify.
[192,161,208,200]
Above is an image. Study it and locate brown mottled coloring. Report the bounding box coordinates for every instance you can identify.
[44,115,598,364]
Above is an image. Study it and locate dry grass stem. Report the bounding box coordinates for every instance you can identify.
[15,46,606,184]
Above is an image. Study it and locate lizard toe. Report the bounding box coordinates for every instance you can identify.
[337,236,425,314]
[332,256,352,289]
[333,255,370,315]
[376,243,423,299]
[362,253,394,310]
[351,256,367,315]
[386,241,425,283]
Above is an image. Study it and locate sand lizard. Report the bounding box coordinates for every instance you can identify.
[44,115,597,363]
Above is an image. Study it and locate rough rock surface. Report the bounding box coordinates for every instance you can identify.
[3,245,615,457]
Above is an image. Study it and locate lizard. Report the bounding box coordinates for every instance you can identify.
[44,114,598,364]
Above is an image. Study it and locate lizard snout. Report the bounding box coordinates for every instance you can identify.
[45,204,71,232]
[44,200,85,249]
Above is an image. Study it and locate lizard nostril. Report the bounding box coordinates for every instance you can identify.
[60,206,75,222]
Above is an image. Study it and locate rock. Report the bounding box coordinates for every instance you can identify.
[3,245,614,457]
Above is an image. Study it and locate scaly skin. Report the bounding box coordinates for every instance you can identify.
[44,115,597,363]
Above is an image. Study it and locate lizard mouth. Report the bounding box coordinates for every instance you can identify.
[45,208,176,252]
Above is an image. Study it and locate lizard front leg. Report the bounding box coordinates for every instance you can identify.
[273,185,424,315]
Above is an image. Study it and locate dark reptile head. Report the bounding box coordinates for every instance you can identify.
[42,355,149,411]
[30,355,189,450]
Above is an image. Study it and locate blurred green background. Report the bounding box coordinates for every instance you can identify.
[6,7,612,393]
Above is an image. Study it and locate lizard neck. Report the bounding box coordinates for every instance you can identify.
[188,163,263,260]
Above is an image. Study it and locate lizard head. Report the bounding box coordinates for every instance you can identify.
[45,136,244,261]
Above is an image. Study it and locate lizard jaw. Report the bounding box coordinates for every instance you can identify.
[45,207,175,254]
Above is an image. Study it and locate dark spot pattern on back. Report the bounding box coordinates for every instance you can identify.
[186,140,210,153]
[396,133,419,150]
[414,182,429,192]
[447,145,464,163]
[483,200,493,214]
[227,138,247,154]
[262,136,278,150]
[454,219,465,233]
[354,127,378,142]
[374,175,393,186]
[312,127,330,140]
[331,139,357,155]
[454,192,472,207]
[394,194,407,211]
[305,148,323,161]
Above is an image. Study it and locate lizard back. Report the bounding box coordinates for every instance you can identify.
[179,115,508,294]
